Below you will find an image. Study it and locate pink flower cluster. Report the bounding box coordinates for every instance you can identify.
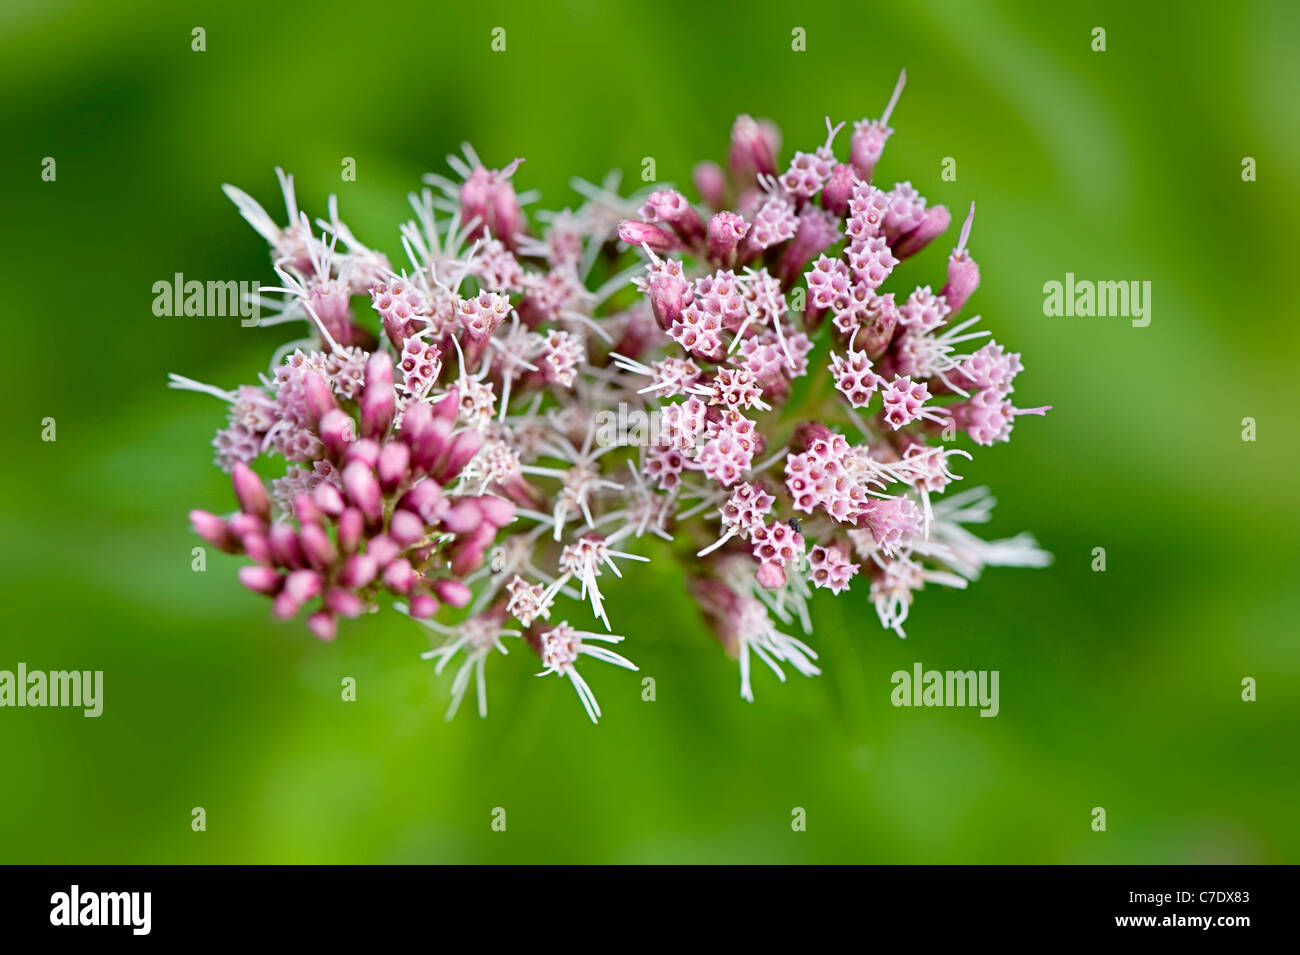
[191,357,508,643]
[614,70,1051,695]
[178,73,1051,720]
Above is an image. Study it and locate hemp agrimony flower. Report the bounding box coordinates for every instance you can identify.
[178,72,1050,721]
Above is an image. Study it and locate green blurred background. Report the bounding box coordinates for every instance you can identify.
[2,0,1297,863]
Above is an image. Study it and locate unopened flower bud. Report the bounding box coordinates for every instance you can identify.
[342,460,383,525]
[311,482,345,516]
[366,534,399,568]
[618,220,678,253]
[648,269,692,331]
[894,204,950,259]
[850,70,905,182]
[319,408,355,460]
[399,399,433,445]
[409,593,439,618]
[360,351,395,439]
[272,591,300,619]
[854,293,901,360]
[641,189,705,246]
[292,494,323,527]
[337,507,364,554]
[756,561,787,590]
[821,163,856,217]
[231,462,269,521]
[325,588,364,618]
[693,160,728,210]
[307,611,337,642]
[474,495,515,528]
[433,578,472,608]
[268,524,304,568]
[345,438,381,470]
[441,500,483,535]
[303,370,336,424]
[377,441,410,491]
[190,510,236,553]
[243,532,272,565]
[410,417,452,475]
[339,553,378,589]
[284,568,322,603]
[398,480,446,524]
[729,114,778,184]
[432,388,459,423]
[706,212,749,268]
[382,558,415,594]
[227,512,263,540]
[389,509,425,547]
[238,565,282,595]
[461,160,525,248]
[300,521,337,569]
[941,202,980,312]
[436,429,484,483]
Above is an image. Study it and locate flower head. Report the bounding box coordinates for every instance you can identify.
[534,621,638,723]
[180,71,1050,721]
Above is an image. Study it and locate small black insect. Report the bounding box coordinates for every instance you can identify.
[787,518,803,535]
